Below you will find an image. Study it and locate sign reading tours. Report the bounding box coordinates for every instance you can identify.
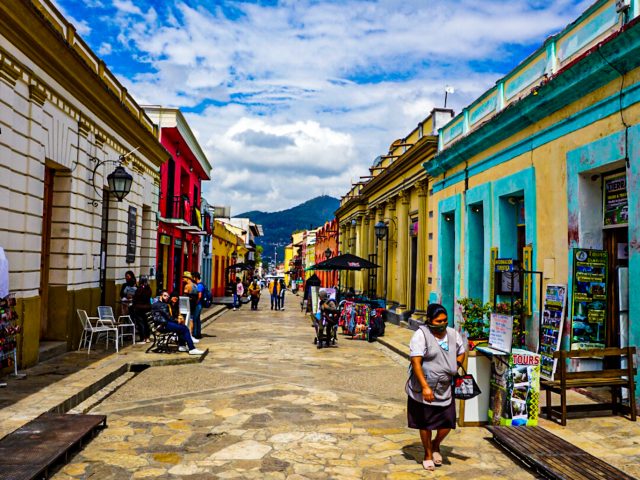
[539,284,567,380]
[603,171,628,227]
[488,349,540,427]
[570,249,608,349]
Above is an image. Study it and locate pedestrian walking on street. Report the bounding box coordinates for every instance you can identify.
[405,303,466,471]
[233,277,244,310]
[191,272,204,338]
[182,272,198,329]
[269,277,281,310]
[278,278,286,310]
[248,280,261,310]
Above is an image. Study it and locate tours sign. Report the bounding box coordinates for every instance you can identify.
[539,284,567,380]
[603,171,628,227]
[570,249,608,349]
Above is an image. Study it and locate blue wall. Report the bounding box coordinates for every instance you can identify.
[438,195,461,324]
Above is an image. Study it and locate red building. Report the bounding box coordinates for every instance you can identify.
[315,219,339,288]
[144,107,212,295]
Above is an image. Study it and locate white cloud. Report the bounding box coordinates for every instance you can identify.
[85,0,590,213]
[98,42,112,55]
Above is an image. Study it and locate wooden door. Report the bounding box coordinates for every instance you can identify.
[39,167,54,338]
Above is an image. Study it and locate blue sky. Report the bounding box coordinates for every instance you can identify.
[53,0,591,213]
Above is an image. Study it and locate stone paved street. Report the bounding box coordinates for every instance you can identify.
[51,294,533,480]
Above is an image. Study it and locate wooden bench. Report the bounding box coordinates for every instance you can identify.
[487,425,636,480]
[541,346,637,426]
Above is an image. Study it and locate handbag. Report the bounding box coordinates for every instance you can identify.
[453,365,481,400]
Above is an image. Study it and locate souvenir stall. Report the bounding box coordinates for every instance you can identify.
[0,293,19,376]
[338,299,385,341]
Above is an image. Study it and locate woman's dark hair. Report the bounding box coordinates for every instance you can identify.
[426,303,448,322]
[125,270,136,284]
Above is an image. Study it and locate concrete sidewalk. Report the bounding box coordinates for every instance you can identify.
[0,304,227,440]
[377,320,640,478]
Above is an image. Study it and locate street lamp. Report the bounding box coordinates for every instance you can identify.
[374,221,388,241]
[88,156,135,305]
[325,247,332,260]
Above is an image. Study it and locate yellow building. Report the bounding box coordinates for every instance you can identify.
[210,220,246,297]
[335,110,452,322]
[283,243,293,286]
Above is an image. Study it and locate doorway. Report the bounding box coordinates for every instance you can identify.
[409,235,418,311]
[604,226,628,347]
[39,167,54,339]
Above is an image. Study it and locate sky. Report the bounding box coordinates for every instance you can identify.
[53,0,591,214]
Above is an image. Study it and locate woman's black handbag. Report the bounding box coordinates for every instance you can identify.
[453,365,481,400]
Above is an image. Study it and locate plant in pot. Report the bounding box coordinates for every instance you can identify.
[494,298,526,348]
[457,297,493,350]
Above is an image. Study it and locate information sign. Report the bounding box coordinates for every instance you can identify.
[489,313,513,353]
[603,171,628,227]
[570,249,608,349]
[126,206,136,264]
[539,284,567,380]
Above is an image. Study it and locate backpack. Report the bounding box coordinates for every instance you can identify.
[201,284,212,308]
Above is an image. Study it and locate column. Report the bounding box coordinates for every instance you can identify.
[385,199,396,302]
[396,190,410,311]
[375,206,385,297]
[415,180,429,318]
[361,212,371,295]
[354,216,364,292]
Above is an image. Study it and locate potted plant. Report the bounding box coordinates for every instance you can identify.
[494,298,526,348]
[457,297,493,350]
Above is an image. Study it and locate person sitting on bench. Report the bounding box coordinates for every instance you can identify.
[152,290,203,355]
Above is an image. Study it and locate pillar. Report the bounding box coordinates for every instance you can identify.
[376,206,385,297]
[396,190,410,311]
[415,180,429,318]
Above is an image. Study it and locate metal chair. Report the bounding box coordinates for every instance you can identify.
[178,296,191,329]
[97,305,136,346]
[77,309,118,354]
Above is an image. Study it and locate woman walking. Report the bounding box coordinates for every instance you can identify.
[406,303,465,471]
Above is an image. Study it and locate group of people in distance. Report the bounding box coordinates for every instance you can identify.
[120,270,206,356]
[232,276,287,311]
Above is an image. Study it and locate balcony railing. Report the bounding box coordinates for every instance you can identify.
[168,195,191,224]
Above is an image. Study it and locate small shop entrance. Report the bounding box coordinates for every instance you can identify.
[603,227,628,347]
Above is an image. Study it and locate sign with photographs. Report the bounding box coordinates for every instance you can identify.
[603,171,628,227]
[488,349,540,427]
[570,249,608,349]
[539,284,567,380]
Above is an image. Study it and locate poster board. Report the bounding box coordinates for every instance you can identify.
[603,171,628,227]
[488,349,540,426]
[570,249,608,349]
[489,313,513,353]
[539,284,567,380]
[310,286,320,314]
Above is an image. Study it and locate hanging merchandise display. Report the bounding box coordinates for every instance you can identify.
[570,249,608,349]
[539,284,567,380]
[488,349,540,426]
[339,300,370,340]
[0,293,20,376]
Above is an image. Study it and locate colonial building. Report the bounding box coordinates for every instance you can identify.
[143,106,212,295]
[335,109,453,321]
[427,0,640,390]
[315,219,339,288]
[0,0,167,365]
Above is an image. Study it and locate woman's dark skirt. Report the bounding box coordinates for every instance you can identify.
[407,396,456,430]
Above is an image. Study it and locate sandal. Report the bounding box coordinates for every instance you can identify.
[422,459,435,471]
[432,452,442,466]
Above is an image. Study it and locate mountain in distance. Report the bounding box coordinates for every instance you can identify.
[236,195,340,266]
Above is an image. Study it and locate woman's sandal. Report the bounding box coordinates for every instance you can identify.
[432,452,443,466]
[422,459,435,471]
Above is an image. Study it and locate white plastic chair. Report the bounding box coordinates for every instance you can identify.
[77,309,118,353]
[179,296,191,328]
[97,305,136,346]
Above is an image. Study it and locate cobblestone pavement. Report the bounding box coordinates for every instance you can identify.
[52,295,534,480]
